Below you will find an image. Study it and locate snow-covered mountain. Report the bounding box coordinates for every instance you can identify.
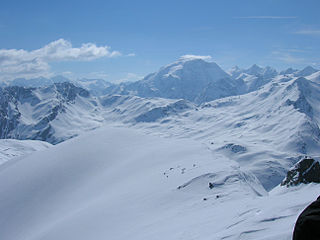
[76,78,115,96]
[0,82,102,144]
[295,66,319,77]
[3,75,114,96]
[106,55,246,103]
[1,57,320,239]
[105,58,284,102]
[2,72,320,190]
[229,64,278,92]
[280,67,298,75]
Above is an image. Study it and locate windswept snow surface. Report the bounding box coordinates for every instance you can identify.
[104,75,320,190]
[0,139,51,165]
[0,126,317,240]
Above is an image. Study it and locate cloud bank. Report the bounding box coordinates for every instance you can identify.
[0,39,121,81]
[294,30,320,36]
[179,55,212,61]
[234,16,297,20]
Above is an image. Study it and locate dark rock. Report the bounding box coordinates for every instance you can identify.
[281,158,320,187]
[221,143,247,154]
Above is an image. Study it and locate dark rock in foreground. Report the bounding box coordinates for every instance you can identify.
[281,158,320,187]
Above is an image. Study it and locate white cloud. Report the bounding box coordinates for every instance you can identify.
[234,16,297,20]
[127,53,136,57]
[116,73,143,83]
[179,55,212,61]
[294,30,320,36]
[0,39,121,81]
[271,51,305,64]
[81,71,109,80]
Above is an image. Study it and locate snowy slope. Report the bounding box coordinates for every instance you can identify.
[1,59,320,239]
[94,75,320,190]
[0,82,103,143]
[1,74,320,190]
[0,139,51,165]
[0,126,317,240]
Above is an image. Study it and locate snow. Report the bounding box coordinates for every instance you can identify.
[0,139,51,165]
[1,58,320,240]
[295,66,318,77]
[3,74,320,188]
[0,126,318,240]
[179,54,213,62]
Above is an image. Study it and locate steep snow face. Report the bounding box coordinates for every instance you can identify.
[306,70,320,83]
[107,57,245,103]
[231,65,278,92]
[0,83,102,144]
[0,126,317,240]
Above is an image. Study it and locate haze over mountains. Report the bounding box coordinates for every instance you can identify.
[2,55,318,103]
[0,56,320,239]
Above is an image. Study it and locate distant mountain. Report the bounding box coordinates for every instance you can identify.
[280,67,298,75]
[229,64,278,92]
[0,82,193,144]
[2,58,318,106]
[1,58,320,240]
[5,76,114,96]
[0,82,95,144]
[106,58,283,104]
[2,73,320,190]
[295,66,319,77]
[106,56,246,103]
[76,78,115,96]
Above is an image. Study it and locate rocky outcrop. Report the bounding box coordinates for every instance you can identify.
[281,158,320,187]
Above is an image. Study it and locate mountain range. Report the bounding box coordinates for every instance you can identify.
[2,55,318,103]
[0,56,320,239]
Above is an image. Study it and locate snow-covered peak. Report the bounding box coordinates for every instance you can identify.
[178,54,212,62]
[306,70,320,83]
[228,66,243,78]
[116,56,237,103]
[157,55,227,80]
[244,64,277,77]
[245,64,264,75]
[280,68,298,75]
[262,66,278,77]
[295,66,319,77]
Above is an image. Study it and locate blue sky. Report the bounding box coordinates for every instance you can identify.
[0,0,319,82]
